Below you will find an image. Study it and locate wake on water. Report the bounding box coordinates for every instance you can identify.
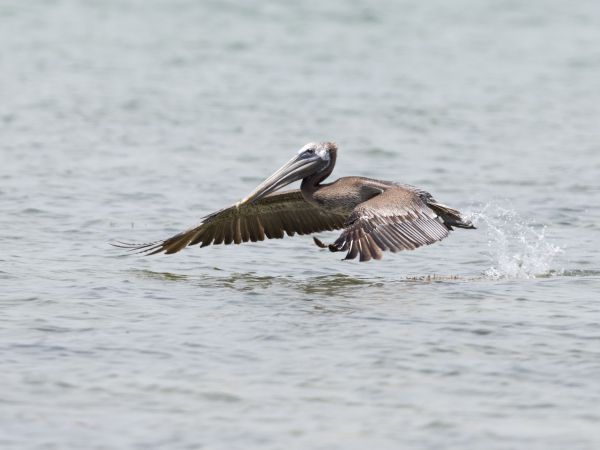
[468,204,562,280]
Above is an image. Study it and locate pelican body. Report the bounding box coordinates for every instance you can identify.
[118,142,475,262]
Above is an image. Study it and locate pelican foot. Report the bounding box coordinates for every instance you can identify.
[313,237,344,253]
[313,236,328,248]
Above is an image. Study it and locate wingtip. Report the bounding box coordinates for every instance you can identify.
[109,240,164,255]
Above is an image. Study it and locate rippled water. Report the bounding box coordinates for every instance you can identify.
[2,0,600,449]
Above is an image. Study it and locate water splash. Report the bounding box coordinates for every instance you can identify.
[469,204,562,279]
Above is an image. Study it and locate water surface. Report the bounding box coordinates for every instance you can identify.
[1,1,599,449]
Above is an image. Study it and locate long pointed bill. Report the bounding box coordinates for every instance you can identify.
[239,153,324,205]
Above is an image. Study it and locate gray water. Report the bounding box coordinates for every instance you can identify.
[1,0,600,449]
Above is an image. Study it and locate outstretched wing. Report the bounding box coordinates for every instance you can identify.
[114,190,348,255]
[326,186,452,261]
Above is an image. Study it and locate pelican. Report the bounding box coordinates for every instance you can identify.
[116,142,475,261]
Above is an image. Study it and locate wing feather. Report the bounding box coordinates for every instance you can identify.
[328,186,452,261]
[114,190,347,255]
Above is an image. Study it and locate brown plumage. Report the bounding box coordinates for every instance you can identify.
[115,190,347,255]
[114,142,475,262]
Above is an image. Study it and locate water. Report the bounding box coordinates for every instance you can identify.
[1,0,600,448]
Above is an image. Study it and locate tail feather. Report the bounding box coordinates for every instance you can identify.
[428,202,476,230]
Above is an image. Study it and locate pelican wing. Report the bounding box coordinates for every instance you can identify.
[327,186,451,261]
[115,190,347,255]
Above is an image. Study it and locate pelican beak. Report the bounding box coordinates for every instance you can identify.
[240,153,323,204]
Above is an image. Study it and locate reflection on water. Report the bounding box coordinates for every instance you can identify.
[133,270,191,282]
[133,261,595,301]
[133,269,278,290]
[296,273,378,296]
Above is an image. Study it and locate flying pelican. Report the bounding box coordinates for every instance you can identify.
[115,142,475,261]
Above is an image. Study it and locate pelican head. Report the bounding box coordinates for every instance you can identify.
[240,142,336,205]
